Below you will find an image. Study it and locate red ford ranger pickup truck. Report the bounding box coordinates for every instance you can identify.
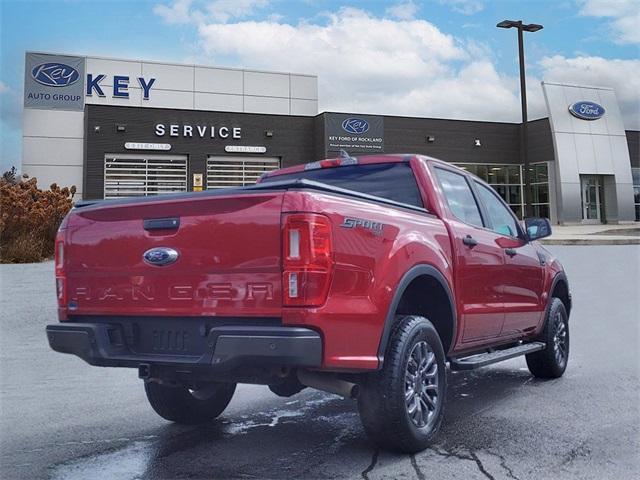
[46,153,571,453]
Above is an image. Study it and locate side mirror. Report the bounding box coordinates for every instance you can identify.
[525,217,552,241]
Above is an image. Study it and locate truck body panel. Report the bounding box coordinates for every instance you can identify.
[63,192,284,318]
[280,189,452,369]
[50,153,568,373]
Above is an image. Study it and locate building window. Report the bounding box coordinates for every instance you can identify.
[104,154,188,199]
[530,162,550,220]
[455,162,551,220]
[206,156,280,189]
[632,167,640,221]
[455,163,524,219]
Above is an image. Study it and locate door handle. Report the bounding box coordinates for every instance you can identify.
[505,248,517,257]
[462,235,478,247]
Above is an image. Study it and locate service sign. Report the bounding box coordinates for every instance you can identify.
[24,53,86,111]
[568,101,605,120]
[326,113,384,153]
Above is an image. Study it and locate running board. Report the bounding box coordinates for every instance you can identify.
[450,342,545,371]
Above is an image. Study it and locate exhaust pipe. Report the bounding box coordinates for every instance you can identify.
[297,370,359,399]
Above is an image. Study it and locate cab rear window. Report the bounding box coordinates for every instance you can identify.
[262,163,424,208]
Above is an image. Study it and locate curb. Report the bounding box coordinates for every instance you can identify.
[541,239,640,245]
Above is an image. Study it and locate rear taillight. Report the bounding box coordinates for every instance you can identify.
[283,213,334,307]
[54,232,66,307]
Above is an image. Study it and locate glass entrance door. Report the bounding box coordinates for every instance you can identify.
[581,175,601,223]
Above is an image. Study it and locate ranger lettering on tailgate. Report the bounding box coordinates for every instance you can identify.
[70,282,274,302]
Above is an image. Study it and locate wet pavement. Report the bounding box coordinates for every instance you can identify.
[1,245,639,479]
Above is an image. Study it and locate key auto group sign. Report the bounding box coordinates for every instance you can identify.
[24,52,157,111]
[326,113,384,153]
[24,53,86,110]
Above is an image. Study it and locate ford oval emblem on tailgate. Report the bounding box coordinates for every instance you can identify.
[143,247,179,266]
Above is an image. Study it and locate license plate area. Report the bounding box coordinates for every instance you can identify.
[128,318,207,356]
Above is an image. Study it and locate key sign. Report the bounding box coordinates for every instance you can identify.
[31,63,80,87]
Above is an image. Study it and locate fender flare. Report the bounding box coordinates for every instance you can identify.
[548,271,571,318]
[376,264,457,367]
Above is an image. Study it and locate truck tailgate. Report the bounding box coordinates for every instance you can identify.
[63,192,284,317]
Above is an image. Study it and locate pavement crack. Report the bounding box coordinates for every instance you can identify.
[361,449,379,480]
[430,446,495,480]
[487,451,520,480]
[469,451,496,480]
[499,458,519,480]
[410,454,426,480]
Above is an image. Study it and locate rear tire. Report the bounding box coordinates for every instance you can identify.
[144,381,236,424]
[357,316,446,453]
[526,297,569,378]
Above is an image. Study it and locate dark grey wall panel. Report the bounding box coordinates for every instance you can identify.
[84,105,567,200]
[84,105,316,199]
[527,118,555,164]
[383,116,521,165]
[626,130,639,168]
[321,113,524,165]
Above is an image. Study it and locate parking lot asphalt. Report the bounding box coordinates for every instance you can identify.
[1,245,638,480]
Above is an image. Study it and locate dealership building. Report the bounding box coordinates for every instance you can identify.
[22,51,639,224]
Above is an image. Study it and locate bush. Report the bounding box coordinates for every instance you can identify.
[0,170,76,263]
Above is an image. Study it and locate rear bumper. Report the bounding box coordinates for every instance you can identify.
[46,322,322,371]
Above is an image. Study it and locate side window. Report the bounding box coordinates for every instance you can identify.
[475,182,520,237]
[434,168,484,228]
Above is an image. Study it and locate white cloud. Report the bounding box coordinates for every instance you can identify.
[385,1,420,20]
[578,0,640,44]
[153,0,269,25]
[206,0,269,23]
[578,0,635,17]
[0,79,22,137]
[194,8,526,121]
[153,0,196,24]
[437,0,484,15]
[154,3,639,129]
[539,55,640,129]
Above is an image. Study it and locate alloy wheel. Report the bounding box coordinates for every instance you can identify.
[405,341,439,428]
[552,312,568,368]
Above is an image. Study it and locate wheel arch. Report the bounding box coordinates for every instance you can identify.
[376,264,457,367]
[550,272,571,318]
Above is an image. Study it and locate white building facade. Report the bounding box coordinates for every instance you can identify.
[542,81,636,224]
[21,52,638,224]
[22,51,318,199]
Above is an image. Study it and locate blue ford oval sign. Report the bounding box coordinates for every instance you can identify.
[31,62,80,87]
[568,101,605,120]
[342,118,370,135]
[143,247,179,266]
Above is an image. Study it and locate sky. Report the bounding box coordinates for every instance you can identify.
[1,0,639,172]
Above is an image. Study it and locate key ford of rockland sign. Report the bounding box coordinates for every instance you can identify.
[24,52,156,111]
[326,113,384,153]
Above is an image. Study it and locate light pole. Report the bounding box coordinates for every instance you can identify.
[497,20,543,218]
